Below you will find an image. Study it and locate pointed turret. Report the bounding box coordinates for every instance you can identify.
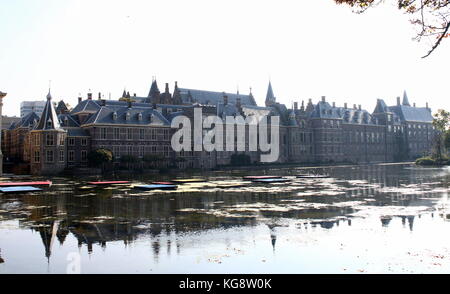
[148,79,160,98]
[402,90,411,106]
[35,90,62,130]
[172,81,183,105]
[265,81,276,106]
[373,98,388,114]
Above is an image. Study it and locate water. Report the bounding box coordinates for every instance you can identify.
[0,163,450,274]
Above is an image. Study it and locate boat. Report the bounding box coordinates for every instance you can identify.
[0,186,43,193]
[152,181,176,185]
[296,174,330,179]
[87,181,131,186]
[0,181,52,187]
[134,184,178,190]
[171,179,206,184]
[251,178,291,183]
[242,176,282,180]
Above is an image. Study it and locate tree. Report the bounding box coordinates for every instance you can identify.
[334,0,450,58]
[87,148,113,168]
[432,109,450,160]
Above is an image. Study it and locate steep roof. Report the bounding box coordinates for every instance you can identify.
[34,91,63,130]
[265,81,276,104]
[310,100,378,125]
[83,106,170,126]
[388,105,433,123]
[12,111,40,129]
[178,88,256,106]
[402,90,411,106]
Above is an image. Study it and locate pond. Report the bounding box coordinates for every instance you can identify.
[1,163,450,274]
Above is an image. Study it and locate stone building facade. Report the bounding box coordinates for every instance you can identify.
[1,80,436,175]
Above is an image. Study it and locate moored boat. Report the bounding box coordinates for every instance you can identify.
[87,181,131,185]
[0,186,43,193]
[134,184,178,190]
[0,181,52,187]
[251,178,291,183]
[171,179,206,184]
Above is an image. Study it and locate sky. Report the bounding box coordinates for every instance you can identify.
[0,0,449,117]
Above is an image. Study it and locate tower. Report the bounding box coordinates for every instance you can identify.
[265,81,276,107]
[29,90,67,175]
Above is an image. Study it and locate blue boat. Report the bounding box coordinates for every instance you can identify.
[0,186,43,193]
[134,184,178,190]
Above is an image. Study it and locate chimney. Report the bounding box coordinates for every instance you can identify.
[133,93,136,97]
[397,96,400,106]
[321,96,326,102]
[358,104,361,110]
[98,92,101,100]
[78,96,82,103]
[332,102,336,108]
[426,102,429,109]
[413,102,416,107]
[223,94,228,105]
[353,104,357,110]
[101,99,106,106]
[344,103,347,109]
[87,92,92,100]
[165,83,169,93]
[294,102,298,110]
[128,100,132,108]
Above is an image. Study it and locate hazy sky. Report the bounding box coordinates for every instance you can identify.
[1,0,449,117]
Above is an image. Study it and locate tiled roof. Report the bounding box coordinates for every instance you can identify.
[178,88,256,106]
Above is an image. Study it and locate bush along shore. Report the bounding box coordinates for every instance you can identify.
[415,156,450,166]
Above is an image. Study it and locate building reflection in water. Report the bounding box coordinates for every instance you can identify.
[0,163,447,262]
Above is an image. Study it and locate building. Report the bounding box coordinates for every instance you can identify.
[20,101,47,117]
[1,80,437,175]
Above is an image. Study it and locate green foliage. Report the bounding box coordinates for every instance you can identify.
[416,156,450,166]
[87,148,113,167]
[230,153,252,166]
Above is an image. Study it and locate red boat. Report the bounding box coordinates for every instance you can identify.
[0,181,52,187]
[87,181,131,185]
[152,181,176,185]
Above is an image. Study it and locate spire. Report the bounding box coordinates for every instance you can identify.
[402,90,410,106]
[148,79,160,98]
[265,81,276,106]
[35,90,62,130]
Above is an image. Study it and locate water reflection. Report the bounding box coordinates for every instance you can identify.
[0,163,449,272]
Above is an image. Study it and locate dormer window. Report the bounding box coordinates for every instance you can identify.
[149,113,153,123]
[46,119,52,128]
[64,117,69,126]
[126,112,130,121]
[138,112,143,121]
[112,111,117,120]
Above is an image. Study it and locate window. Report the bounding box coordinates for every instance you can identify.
[59,135,65,146]
[127,129,132,140]
[68,138,75,146]
[34,151,40,163]
[114,128,119,140]
[59,150,64,162]
[139,129,144,140]
[46,150,54,163]
[35,134,40,146]
[68,150,75,162]
[81,150,87,162]
[46,134,54,146]
[81,138,87,146]
[101,128,107,139]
